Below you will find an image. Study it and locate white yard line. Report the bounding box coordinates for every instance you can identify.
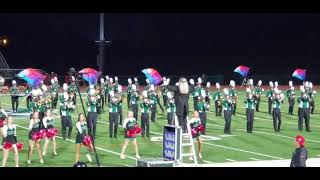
[249,158,262,161]
[202,142,283,160]
[226,159,237,162]
[203,160,215,164]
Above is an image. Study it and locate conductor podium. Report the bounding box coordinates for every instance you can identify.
[136,125,182,167]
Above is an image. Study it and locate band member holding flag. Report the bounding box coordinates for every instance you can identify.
[287,81,295,115]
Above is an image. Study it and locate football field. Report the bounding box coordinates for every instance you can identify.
[1,90,320,167]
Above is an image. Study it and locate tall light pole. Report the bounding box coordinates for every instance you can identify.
[96,13,111,75]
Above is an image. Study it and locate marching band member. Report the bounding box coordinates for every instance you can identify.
[222,88,232,134]
[25,84,32,109]
[189,111,203,160]
[244,88,256,133]
[1,116,19,167]
[109,90,120,138]
[116,85,123,125]
[266,81,274,115]
[287,81,295,115]
[75,113,93,164]
[140,90,151,137]
[205,82,211,110]
[68,76,77,106]
[297,85,311,132]
[307,82,316,114]
[113,76,120,92]
[272,88,284,133]
[213,82,222,116]
[27,112,44,165]
[10,80,19,113]
[254,80,263,112]
[60,84,75,140]
[196,90,208,135]
[134,77,139,91]
[100,78,105,110]
[87,86,98,139]
[51,79,60,109]
[161,77,169,107]
[127,78,133,109]
[145,79,151,91]
[42,109,57,156]
[38,85,49,121]
[229,80,238,115]
[120,111,140,159]
[107,77,114,103]
[129,84,139,120]
[192,78,203,111]
[166,91,176,125]
[149,85,159,122]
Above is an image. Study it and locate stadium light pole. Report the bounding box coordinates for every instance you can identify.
[95,13,111,76]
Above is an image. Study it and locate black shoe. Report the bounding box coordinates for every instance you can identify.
[110,135,113,138]
[114,135,117,138]
[306,130,312,132]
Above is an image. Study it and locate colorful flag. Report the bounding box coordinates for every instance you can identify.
[16,68,46,88]
[79,68,100,85]
[233,65,250,77]
[141,68,162,85]
[292,69,306,81]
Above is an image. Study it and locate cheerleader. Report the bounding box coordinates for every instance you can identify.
[120,111,140,159]
[75,113,93,164]
[42,109,57,156]
[27,111,44,164]
[1,116,19,167]
[189,111,203,160]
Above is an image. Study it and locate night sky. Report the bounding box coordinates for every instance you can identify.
[1,13,320,82]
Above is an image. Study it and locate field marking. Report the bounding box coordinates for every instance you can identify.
[13,124,138,163]
[124,164,134,167]
[237,128,320,144]
[202,142,283,160]
[226,159,236,162]
[203,160,215,164]
[249,158,262,161]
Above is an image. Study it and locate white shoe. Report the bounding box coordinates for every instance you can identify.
[136,154,140,159]
[40,159,44,164]
[199,153,202,159]
[86,154,92,163]
[27,160,32,164]
[189,157,194,161]
[42,152,46,156]
[53,152,57,155]
[120,155,126,159]
[15,165,19,167]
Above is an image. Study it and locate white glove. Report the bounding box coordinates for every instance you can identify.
[189,79,194,85]
[166,78,170,85]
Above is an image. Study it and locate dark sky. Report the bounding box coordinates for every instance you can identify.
[1,13,320,80]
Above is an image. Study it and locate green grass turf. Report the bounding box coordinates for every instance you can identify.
[1,91,319,167]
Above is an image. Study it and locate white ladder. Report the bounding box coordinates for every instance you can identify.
[177,115,198,167]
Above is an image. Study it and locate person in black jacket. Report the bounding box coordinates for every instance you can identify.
[290,135,308,167]
[167,77,195,133]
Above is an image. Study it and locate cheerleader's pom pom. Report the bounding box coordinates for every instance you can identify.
[197,124,205,132]
[16,143,23,151]
[3,142,12,150]
[191,128,197,137]
[83,135,92,147]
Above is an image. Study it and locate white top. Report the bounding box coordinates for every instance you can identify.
[42,116,54,128]
[76,121,86,134]
[2,124,17,137]
[122,117,136,128]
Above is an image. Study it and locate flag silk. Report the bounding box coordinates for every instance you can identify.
[16,68,46,88]
[233,65,250,77]
[292,69,306,81]
[79,68,100,85]
[142,68,163,85]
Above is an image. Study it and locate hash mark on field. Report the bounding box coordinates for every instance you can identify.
[226,159,236,162]
[203,160,215,164]
[249,158,262,161]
